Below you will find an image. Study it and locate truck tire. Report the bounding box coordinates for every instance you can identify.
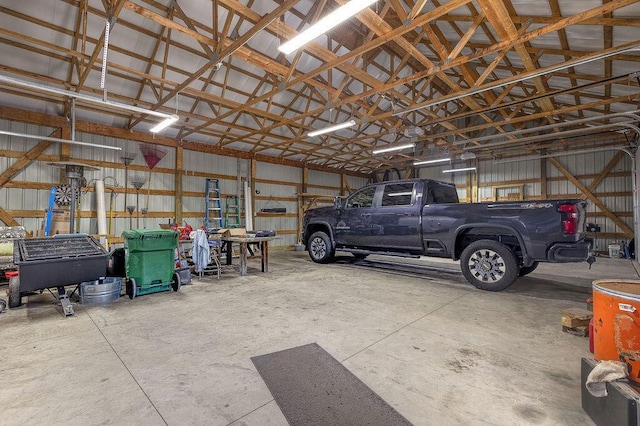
[460,240,519,291]
[519,261,539,276]
[308,231,335,263]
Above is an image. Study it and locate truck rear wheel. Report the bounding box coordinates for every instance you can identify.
[308,231,334,263]
[460,240,519,291]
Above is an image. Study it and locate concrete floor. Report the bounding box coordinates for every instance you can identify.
[0,251,637,425]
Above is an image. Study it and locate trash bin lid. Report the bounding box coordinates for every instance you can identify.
[122,229,179,239]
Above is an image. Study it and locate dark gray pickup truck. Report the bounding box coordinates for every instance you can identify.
[302,178,594,291]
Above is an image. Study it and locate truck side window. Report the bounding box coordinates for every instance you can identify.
[381,183,415,206]
[428,183,459,204]
[346,186,376,209]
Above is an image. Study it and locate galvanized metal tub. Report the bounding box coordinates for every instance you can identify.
[80,277,122,304]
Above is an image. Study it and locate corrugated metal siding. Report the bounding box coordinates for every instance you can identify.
[258,162,300,183]
[308,169,340,188]
[345,176,369,192]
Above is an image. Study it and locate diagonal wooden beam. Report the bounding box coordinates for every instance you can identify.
[475,19,531,87]
[408,0,430,21]
[548,157,633,236]
[584,150,625,195]
[0,207,20,227]
[447,11,485,60]
[0,130,59,187]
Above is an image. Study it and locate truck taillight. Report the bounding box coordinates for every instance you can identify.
[559,203,578,235]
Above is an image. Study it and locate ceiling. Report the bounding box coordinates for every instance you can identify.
[0,0,639,173]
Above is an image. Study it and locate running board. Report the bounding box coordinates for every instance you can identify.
[339,248,421,259]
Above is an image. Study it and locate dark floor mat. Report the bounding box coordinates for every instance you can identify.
[251,342,412,426]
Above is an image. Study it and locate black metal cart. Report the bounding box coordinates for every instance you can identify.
[11,234,109,316]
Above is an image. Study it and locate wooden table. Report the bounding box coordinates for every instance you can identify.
[221,236,277,276]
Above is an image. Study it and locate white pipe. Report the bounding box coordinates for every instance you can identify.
[244,180,253,231]
[453,110,640,146]
[0,74,175,119]
[95,180,107,236]
[493,145,631,164]
[0,130,121,151]
[467,123,640,151]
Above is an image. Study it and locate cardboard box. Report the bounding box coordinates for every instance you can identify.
[221,228,247,237]
[50,209,70,222]
[41,208,71,235]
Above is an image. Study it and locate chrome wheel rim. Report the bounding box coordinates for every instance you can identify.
[310,237,327,259]
[468,249,506,283]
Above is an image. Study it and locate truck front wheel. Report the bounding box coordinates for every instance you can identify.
[519,261,539,276]
[460,240,519,291]
[308,231,335,263]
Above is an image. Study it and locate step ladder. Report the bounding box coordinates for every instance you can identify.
[204,178,223,230]
[225,195,242,228]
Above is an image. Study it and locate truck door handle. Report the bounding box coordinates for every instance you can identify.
[361,213,371,217]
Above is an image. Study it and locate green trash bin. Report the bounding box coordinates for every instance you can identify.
[122,229,180,298]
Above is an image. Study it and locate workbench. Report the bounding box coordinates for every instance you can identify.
[221,236,277,276]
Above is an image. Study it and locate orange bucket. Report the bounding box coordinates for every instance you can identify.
[592,279,640,388]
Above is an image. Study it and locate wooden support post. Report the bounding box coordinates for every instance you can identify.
[540,157,548,200]
[175,146,183,224]
[250,158,257,228]
[471,169,480,203]
[302,166,308,194]
[297,167,309,244]
[341,173,347,196]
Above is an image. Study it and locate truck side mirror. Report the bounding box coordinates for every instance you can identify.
[334,197,342,209]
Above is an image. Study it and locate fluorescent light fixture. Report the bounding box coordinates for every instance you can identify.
[278,0,378,54]
[308,120,356,137]
[150,114,179,133]
[372,143,415,154]
[413,158,451,166]
[442,167,476,173]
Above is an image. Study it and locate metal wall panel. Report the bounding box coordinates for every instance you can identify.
[308,169,340,187]
[345,176,369,192]
[183,150,238,175]
[257,162,301,184]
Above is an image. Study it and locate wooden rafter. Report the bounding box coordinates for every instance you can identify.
[0,0,638,172]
